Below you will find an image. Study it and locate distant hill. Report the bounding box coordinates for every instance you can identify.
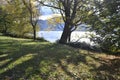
[38,19,90,31]
[38,6,90,31]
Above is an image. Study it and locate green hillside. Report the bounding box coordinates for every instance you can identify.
[0,36,120,80]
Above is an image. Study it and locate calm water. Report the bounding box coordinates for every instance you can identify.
[37,31,95,45]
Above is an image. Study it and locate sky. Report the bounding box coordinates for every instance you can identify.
[38,5,61,20]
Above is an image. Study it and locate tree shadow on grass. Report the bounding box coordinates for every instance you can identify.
[0,40,34,68]
[0,41,87,80]
[0,38,46,79]
[0,38,120,80]
[89,55,120,80]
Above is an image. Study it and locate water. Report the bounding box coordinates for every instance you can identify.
[37,31,95,45]
[37,31,62,42]
[37,6,95,45]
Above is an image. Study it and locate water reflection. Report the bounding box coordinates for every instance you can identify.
[37,31,95,45]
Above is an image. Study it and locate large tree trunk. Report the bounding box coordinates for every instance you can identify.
[59,23,71,44]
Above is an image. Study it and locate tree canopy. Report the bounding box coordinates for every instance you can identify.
[87,0,120,52]
[0,0,39,38]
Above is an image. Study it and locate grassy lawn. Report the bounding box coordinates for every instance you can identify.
[0,35,120,80]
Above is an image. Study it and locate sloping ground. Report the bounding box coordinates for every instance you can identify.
[0,36,120,80]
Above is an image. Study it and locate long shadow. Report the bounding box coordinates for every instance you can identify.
[0,38,119,80]
[35,44,89,79]
[89,55,120,80]
[0,41,88,80]
[0,38,45,76]
[0,40,30,69]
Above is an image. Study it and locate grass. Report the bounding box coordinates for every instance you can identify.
[0,35,120,80]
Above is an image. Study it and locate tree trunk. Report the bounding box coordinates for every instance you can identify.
[59,23,71,44]
[68,31,71,42]
[3,21,7,34]
[33,26,36,40]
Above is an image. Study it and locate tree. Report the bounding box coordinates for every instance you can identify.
[22,0,39,40]
[47,14,64,31]
[0,3,12,34]
[0,0,37,37]
[87,0,120,52]
[38,0,93,44]
[6,0,32,37]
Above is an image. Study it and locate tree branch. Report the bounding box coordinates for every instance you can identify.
[37,0,65,11]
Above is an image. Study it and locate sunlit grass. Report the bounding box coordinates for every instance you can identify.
[0,59,11,67]
[0,35,120,80]
[0,54,8,58]
[0,53,37,74]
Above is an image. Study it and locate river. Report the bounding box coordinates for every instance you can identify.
[37,31,95,45]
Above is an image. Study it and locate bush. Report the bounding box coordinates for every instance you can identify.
[91,35,120,53]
